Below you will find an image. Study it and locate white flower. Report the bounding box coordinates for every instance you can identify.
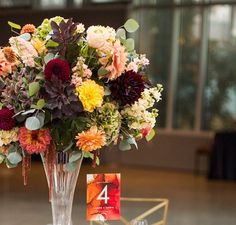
[76,23,85,33]
[86,25,115,49]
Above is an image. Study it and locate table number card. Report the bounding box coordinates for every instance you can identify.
[87,173,121,221]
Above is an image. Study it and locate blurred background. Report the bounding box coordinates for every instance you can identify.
[0,0,236,225]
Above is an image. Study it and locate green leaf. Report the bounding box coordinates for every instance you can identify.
[29,82,40,97]
[96,157,100,166]
[0,102,3,109]
[0,154,5,164]
[46,40,59,48]
[65,161,77,172]
[83,152,93,159]
[127,136,138,149]
[146,129,155,142]
[25,116,41,130]
[7,152,22,165]
[119,139,132,151]
[37,99,45,109]
[124,19,139,33]
[116,28,126,40]
[125,38,135,52]
[44,53,55,64]
[98,67,110,76]
[8,21,21,30]
[69,151,82,163]
[19,33,31,41]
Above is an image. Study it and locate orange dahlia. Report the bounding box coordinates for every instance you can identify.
[18,127,51,154]
[2,47,16,63]
[75,126,106,152]
[20,24,36,34]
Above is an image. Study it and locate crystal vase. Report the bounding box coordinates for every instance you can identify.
[41,149,83,225]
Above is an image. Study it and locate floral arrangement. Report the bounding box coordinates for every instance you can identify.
[0,17,162,178]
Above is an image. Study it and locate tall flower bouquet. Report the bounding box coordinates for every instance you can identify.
[0,16,162,224]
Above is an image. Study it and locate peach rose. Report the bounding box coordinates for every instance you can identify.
[105,40,127,80]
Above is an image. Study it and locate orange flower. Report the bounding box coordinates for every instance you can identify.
[2,47,16,63]
[75,126,106,152]
[18,127,51,154]
[20,24,36,34]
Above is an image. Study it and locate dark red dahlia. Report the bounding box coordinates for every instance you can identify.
[44,58,70,81]
[110,70,145,106]
[0,108,15,130]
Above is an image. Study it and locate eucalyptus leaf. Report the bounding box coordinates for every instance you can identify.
[29,82,40,97]
[127,136,138,149]
[146,129,155,142]
[125,38,135,52]
[25,116,41,130]
[8,21,21,30]
[98,67,109,76]
[36,112,45,128]
[44,53,55,64]
[124,19,139,33]
[19,33,31,41]
[69,151,82,163]
[0,154,5,164]
[116,28,126,40]
[119,139,132,151]
[65,161,77,172]
[6,159,18,168]
[37,99,45,109]
[7,152,22,165]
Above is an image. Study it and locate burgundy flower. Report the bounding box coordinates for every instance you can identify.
[0,108,15,130]
[44,58,70,81]
[110,70,145,106]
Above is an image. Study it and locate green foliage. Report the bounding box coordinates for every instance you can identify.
[8,21,21,30]
[19,33,31,41]
[116,28,126,40]
[119,139,131,151]
[69,151,82,163]
[0,154,5,164]
[146,129,155,142]
[124,19,139,33]
[29,82,40,97]
[98,67,109,76]
[7,152,22,165]
[124,38,135,52]
[25,116,41,130]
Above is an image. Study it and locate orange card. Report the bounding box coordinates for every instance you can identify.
[86,173,121,221]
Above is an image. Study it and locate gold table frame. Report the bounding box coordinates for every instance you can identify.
[90,197,169,225]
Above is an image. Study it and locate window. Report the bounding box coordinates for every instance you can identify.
[132,0,236,131]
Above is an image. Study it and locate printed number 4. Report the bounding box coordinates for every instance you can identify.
[97,185,110,204]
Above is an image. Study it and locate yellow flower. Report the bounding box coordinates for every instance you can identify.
[76,80,104,112]
[0,128,18,147]
[75,126,106,152]
[31,38,47,54]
